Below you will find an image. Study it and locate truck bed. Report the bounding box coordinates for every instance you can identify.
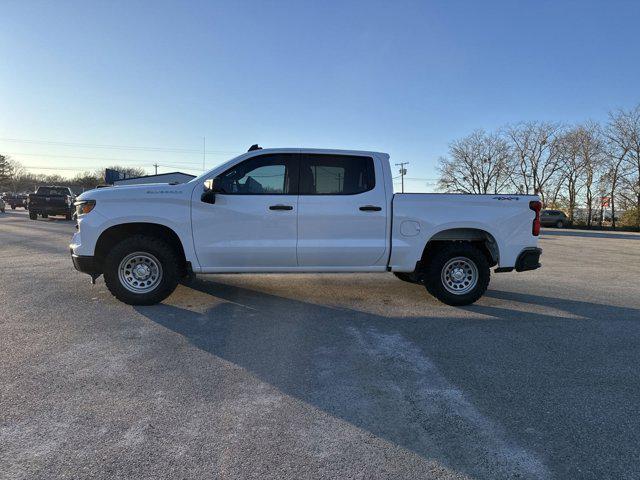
[390,193,539,271]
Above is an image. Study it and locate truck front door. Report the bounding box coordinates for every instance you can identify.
[191,153,300,270]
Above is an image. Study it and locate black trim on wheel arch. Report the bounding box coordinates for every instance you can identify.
[494,267,514,273]
[515,247,542,272]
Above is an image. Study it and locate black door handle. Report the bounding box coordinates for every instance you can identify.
[269,205,293,210]
[359,205,382,211]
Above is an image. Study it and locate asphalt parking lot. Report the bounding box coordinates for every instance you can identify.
[1,209,639,480]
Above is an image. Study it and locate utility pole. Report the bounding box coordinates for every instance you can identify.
[153,163,158,175]
[395,162,409,193]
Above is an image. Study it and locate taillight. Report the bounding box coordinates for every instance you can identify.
[529,201,542,236]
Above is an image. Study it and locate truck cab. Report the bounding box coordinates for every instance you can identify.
[71,147,542,306]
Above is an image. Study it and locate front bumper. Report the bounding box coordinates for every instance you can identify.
[71,249,100,275]
[515,247,542,272]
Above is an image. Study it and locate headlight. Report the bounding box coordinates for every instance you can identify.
[75,200,96,216]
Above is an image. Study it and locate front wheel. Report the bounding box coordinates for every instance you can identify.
[424,244,490,306]
[29,211,37,220]
[556,220,564,228]
[103,235,179,305]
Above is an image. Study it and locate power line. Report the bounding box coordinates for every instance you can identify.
[0,137,238,156]
[2,151,204,165]
[20,165,95,172]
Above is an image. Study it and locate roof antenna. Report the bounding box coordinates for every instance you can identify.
[248,144,262,152]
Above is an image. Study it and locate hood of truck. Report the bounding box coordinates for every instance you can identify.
[77,183,193,202]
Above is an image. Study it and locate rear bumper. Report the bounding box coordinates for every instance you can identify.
[495,247,542,273]
[31,207,72,214]
[515,247,542,272]
[71,250,100,275]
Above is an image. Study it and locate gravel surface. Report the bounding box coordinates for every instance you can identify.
[1,209,639,480]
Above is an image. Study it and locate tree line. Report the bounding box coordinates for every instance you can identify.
[437,104,640,229]
[0,156,145,194]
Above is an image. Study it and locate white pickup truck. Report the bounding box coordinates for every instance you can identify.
[70,147,542,306]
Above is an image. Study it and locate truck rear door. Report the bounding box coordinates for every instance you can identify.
[296,153,388,267]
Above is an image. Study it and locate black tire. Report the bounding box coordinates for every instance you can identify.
[424,243,490,306]
[29,211,37,220]
[394,272,419,284]
[41,213,48,218]
[11,205,16,210]
[556,220,564,228]
[65,212,72,220]
[103,235,179,305]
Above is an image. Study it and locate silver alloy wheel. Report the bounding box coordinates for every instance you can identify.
[441,256,478,295]
[118,251,163,294]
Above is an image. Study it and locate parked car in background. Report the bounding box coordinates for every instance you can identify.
[71,147,542,306]
[3,193,28,209]
[0,196,5,213]
[27,186,75,220]
[540,209,571,228]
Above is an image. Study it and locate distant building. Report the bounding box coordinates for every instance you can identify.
[113,172,196,186]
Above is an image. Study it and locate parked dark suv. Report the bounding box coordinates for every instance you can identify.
[540,209,571,228]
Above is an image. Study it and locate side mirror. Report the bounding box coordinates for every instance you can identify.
[201,178,225,204]
[201,188,215,204]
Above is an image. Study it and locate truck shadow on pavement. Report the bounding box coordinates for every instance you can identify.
[135,278,640,480]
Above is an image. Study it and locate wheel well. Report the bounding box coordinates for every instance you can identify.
[420,228,499,268]
[94,223,187,275]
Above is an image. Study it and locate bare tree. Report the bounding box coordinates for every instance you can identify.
[578,122,605,227]
[619,104,640,227]
[604,108,634,229]
[556,122,605,224]
[438,130,513,194]
[505,121,563,205]
[557,128,585,221]
[7,158,26,193]
[0,154,13,187]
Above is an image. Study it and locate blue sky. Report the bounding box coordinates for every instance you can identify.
[1,0,639,191]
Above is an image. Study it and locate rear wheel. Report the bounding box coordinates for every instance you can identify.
[556,220,564,228]
[103,235,179,305]
[424,243,490,306]
[29,211,37,220]
[11,205,16,210]
[41,213,48,218]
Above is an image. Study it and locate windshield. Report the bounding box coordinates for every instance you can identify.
[188,153,245,184]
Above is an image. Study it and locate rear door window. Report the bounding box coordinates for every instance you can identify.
[299,154,375,195]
